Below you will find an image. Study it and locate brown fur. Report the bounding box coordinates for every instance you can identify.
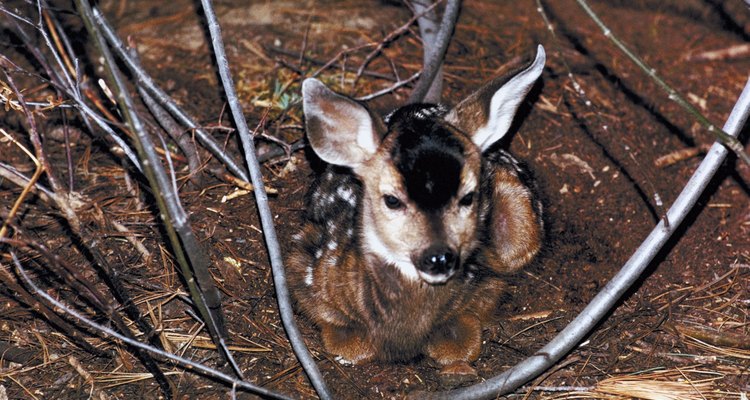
[287,149,542,366]
[289,48,546,375]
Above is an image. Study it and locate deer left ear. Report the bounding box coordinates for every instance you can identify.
[445,45,546,152]
[302,78,382,168]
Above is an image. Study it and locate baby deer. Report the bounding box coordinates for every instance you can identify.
[288,46,546,380]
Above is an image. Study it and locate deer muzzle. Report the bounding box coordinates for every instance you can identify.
[415,244,458,284]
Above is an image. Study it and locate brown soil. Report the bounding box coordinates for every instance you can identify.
[1,0,749,399]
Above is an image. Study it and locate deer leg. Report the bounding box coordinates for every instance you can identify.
[426,313,482,385]
[320,323,376,365]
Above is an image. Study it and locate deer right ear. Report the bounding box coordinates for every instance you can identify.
[445,45,545,152]
[302,78,381,167]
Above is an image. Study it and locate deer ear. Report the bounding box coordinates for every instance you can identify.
[445,45,545,152]
[302,78,381,167]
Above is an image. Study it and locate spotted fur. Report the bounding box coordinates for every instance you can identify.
[287,46,547,375]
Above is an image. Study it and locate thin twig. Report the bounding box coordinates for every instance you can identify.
[9,252,293,400]
[1,59,62,194]
[535,0,665,222]
[41,7,78,190]
[687,43,750,62]
[354,71,420,101]
[0,161,56,204]
[309,43,377,79]
[257,139,306,163]
[91,7,250,182]
[266,45,399,81]
[0,129,43,240]
[139,85,203,184]
[353,0,441,87]
[41,7,76,82]
[574,0,750,166]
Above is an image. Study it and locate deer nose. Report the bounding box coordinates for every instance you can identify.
[419,245,457,276]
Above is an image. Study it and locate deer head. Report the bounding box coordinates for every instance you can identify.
[301,45,545,285]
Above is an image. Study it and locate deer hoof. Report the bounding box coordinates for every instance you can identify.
[438,361,478,387]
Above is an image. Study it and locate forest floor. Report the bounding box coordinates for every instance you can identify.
[0,0,749,398]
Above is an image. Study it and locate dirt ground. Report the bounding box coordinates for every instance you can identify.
[1,0,749,399]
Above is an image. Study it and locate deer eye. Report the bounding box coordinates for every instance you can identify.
[459,192,475,207]
[383,195,403,210]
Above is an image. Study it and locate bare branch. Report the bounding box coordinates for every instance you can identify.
[407,0,461,104]
[574,0,750,166]
[75,0,241,385]
[0,6,143,171]
[91,8,250,182]
[419,76,750,400]
[9,251,294,400]
[411,0,444,102]
[354,1,440,87]
[197,1,332,398]
[355,72,420,101]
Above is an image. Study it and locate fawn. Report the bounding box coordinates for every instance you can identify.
[288,45,546,380]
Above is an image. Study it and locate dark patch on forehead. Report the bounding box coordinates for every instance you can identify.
[387,104,465,211]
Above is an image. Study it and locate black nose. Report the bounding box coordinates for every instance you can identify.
[420,245,457,275]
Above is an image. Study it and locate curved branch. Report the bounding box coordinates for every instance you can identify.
[420,78,750,399]
[196,1,333,399]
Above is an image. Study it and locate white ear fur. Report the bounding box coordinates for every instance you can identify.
[455,45,546,151]
[302,78,379,167]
